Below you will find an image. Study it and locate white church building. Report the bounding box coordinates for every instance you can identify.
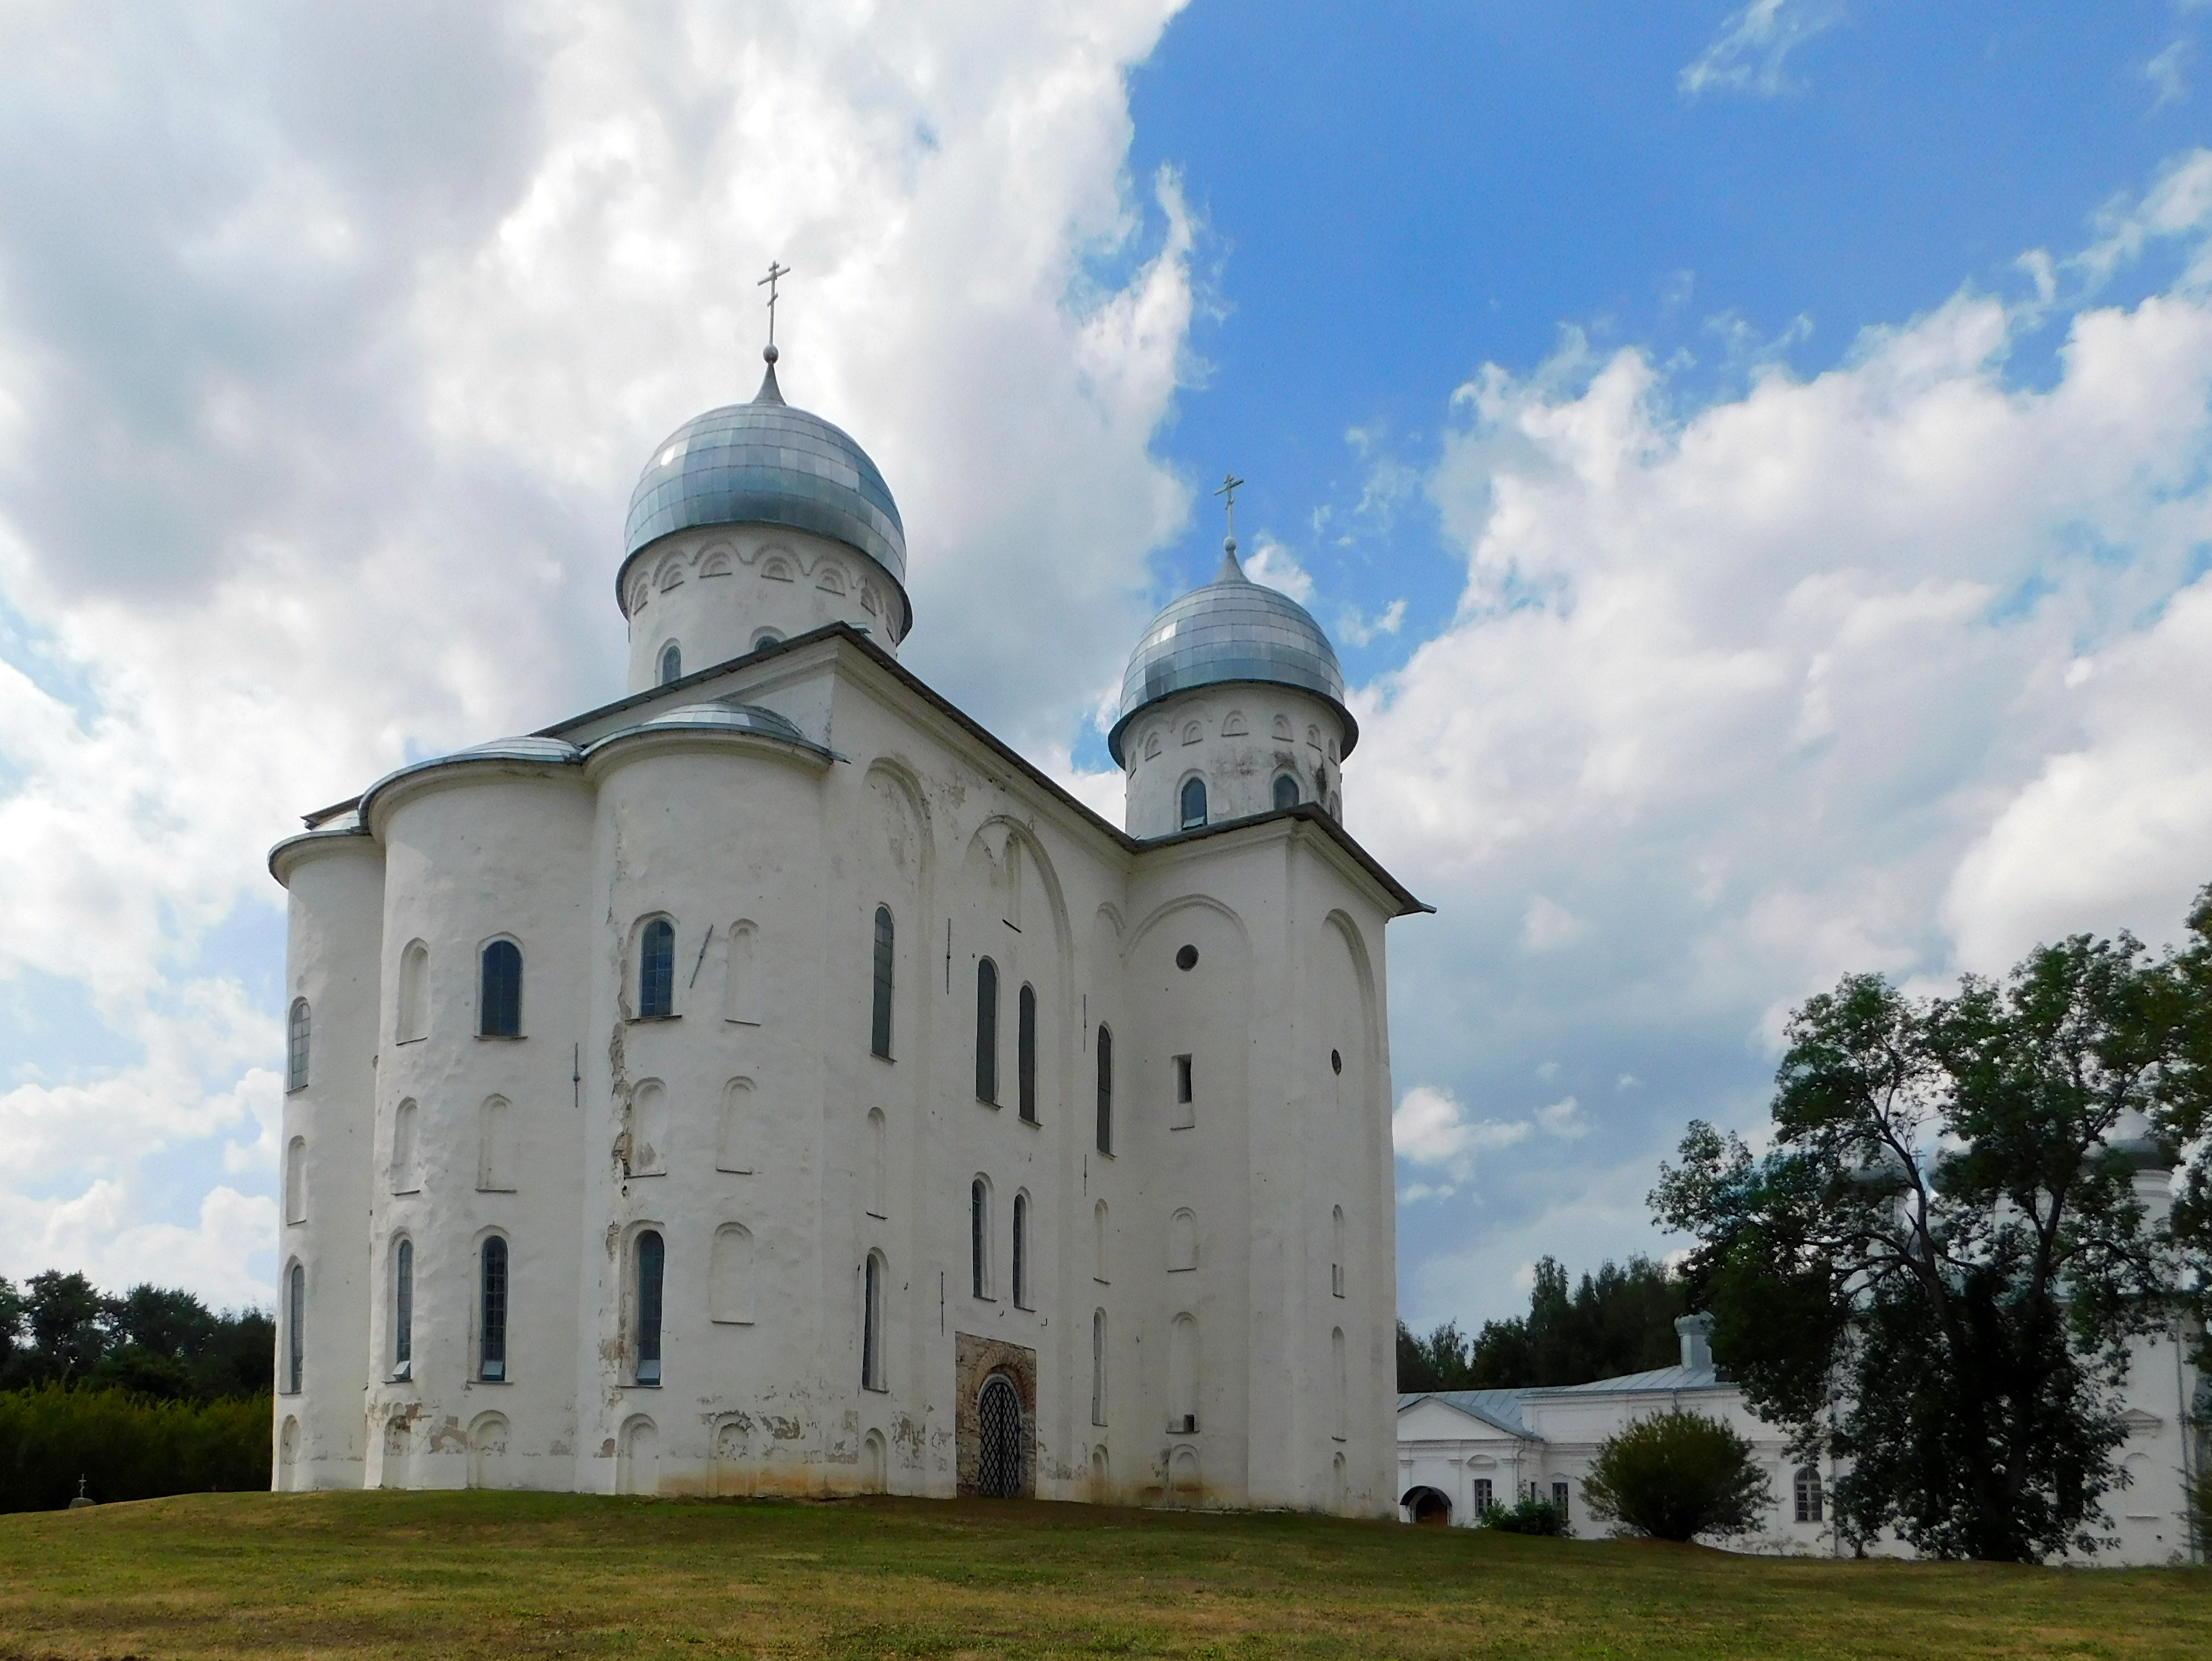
[268,337,1425,1509]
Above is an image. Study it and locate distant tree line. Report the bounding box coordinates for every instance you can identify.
[1397,1254,1688,1392]
[0,1272,272,1402]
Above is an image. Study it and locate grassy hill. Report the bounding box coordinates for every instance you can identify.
[2,1490,2207,1659]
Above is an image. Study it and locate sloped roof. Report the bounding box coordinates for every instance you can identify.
[1397,1391,1538,1439]
[1522,1363,1724,1396]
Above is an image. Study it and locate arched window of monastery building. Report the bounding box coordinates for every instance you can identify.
[639,918,676,1018]
[1178,776,1207,831]
[1095,1025,1113,1155]
[1167,1208,1198,1273]
[277,1417,300,1489]
[284,1261,305,1394]
[1011,1192,1030,1308]
[724,920,762,1025]
[1272,773,1300,812]
[974,959,1000,1102]
[709,1223,754,1324]
[1091,1309,1108,1426]
[390,1099,420,1194]
[1331,1206,1346,1299]
[1272,714,1293,741]
[1017,985,1038,1123]
[477,1098,514,1192]
[860,581,879,615]
[1090,1444,1110,1501]
[286,999,310,1092]
[629,1080,669,1176]
[1222,710,1248,736]
[397,940,430,1043]
[1093,1200,1109,1284]
[869,906,895,1058]
[392,1238,413,1377]
[970,1178,993,1299]
[479,1236,509,1382]
[1168,1314,1199,1434]
[479,939,522,1038]
[284,1137,306,1226]
[658,642,682,685]
[635,1230,665,1386]
[1794,1465,1825,1523]
[1332,1452,1347,1511]
[1332,1327,1348,1441]
[865,1108,888,1219]
[715,1079,754,1174]
[627,574,651,613]
[1142,729,1161,760]
[467,1413,510,1491]
[862,1250,888,1391]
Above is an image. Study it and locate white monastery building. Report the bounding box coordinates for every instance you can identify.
[269,338,1425,1507]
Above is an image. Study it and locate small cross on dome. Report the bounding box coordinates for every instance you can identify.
[758,260,791,362]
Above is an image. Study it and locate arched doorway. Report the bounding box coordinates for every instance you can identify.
[1402,1485,1452,1526]
[976,1374,1023,1498]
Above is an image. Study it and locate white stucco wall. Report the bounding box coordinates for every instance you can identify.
[1118,688,1346,839]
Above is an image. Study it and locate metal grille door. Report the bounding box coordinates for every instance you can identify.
[977,1376,1023,1498]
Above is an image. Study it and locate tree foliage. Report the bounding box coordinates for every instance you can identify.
[0,1272,271,1401]
[1478,1494,1572,1536]
[0,1386,269,1512]
[1579,1410,1774,1542]
[1654,926,2189,1562]
[1397,1255,1688,1391]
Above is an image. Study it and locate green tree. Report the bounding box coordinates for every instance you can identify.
[1398,1256,1690,1391]
[1580,1410,1774,1542]
[21,1272,105,1384]
[1395,1320,1476,1391]
[1654,929,2183,1562]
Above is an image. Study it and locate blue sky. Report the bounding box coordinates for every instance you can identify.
[4,0,2212,1325]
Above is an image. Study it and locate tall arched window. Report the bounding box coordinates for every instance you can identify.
[709,1223,754,1324]
[1179,776,1207,830]
[866,1108,888,1218]
[390,1100,420,1194]
[397,940,430,1042]
[1168,1313,1198,1433]
[1095,1024,1113,1154]
[1272,772,1299,811]
[970,1178,991,1298]
[1794,1465,1825,1523]
[862,1252,887,1390]
[1093,1199,1109,1283]
[286,999,311,1092]
[659,641,682,684]
[1011,1193,1029,1308]
[1331,1205,1346,1298]
[479,1237,508,1382]
[869,906,894,1057]
[1168,1208,1198,1272]
[284,1137,306,1226]
[393,1239,413,1374]
[1017,985,1037,1122]
[479,940,522,1037]
[635,1230,664,1386]
[285,1262,305,1394]
[1332,1326,1348,1438]
[639,919,675,1018]
[1091,1309,1108,1426]
[974,959,999,1101]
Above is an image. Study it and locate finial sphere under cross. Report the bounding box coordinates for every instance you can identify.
[1215,471,1246,553]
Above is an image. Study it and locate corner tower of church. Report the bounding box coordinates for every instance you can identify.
[616,345,911,691]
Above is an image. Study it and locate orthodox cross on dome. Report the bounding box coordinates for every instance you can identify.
[1214,470,1246,573]
[758,260,792,357]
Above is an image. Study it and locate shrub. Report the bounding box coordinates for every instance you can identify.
[1579,1409,1774,1542]
[0,1386,270,1512]
[1478,1495,1571,1536]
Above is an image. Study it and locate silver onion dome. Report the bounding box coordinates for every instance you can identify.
[1108,546,1355,766]
[619,358,910,634]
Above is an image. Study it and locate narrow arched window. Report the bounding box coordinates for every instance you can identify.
[1794,1465,1825,1523]
[1012,1193,1029,1308]
[1332,1205,1346,1298]
[862,1252,887,1391]
[480,1237,508,1382]
[1179,776,1207,830]
[1091,1309,1108,1427]
[285,1262,305,1394]
[1168,1313,1198,1433]
[397,940,430,1042]
[1332,1326,1348,1438]
[479,940,522,1037]
[659,641,681,684]
[393,1239,413,1373]
[284,1137,306,1226]
[1017,985,1037,1122]
[639,919,675,1018]
[636,1231,664,1386]
[286,999,311,1092]
[1095,1024,1113,1154]
[974,959,999,1101]
[1272,773,1299,811]
[970,1178,990,1298]
[869,905,894,1058]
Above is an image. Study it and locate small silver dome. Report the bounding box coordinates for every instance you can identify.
[634,700,814,746]
[620,364,909,631]
[357,736,583,823]
[1108,549,1354,765]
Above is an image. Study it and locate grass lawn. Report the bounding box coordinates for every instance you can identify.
[1,1491,2207,1660]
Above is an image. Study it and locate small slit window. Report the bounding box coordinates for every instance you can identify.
[1012,1193,1030,1308]
[970,1178,991,1299]
[1179,776,1206,830]
[636,1230,665,1386]
[639,919,675,1018]
[1095,1024,1113,1154]
[1017,984,1037,1122]
[870,906,894,1058]
[659,642,681,685]
[393,1239,413,1373]
[975,959,999,1101]
[286,999,311,1092]
[480,1237,508,1382]
[862,1252,887,1391]
[479,940,522,1037]
[285,1262,305,1394]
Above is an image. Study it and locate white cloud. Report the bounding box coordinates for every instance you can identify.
[1336,597,1406,648]
[1238,535,1313,603]
[2147,38,2192,112]
[0,0,1194,1297]
[1392,1085,1534,1184]
[1536,1095,1587,1139]
[1521,894,1588,952]
[1679,0,1847,100]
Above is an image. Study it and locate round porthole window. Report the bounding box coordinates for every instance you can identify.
[1331,1049,1343,1074]
[1175,944,1198,972]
